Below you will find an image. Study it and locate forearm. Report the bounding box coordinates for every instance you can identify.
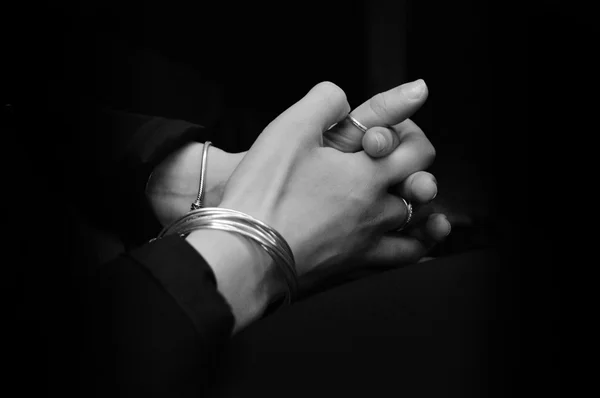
[185,228,285,334]
[147,140,284,333]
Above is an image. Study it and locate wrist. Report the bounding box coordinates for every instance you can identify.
[185,228,285,333]
[146,142,242,225]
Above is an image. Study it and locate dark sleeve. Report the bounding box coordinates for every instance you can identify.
[85,234,235,397]
[64,104,216,247]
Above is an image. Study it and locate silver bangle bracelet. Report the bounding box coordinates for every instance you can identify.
[150,141,297,306]
[159,207,298,304]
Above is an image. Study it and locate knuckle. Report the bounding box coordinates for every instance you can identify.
[409,125,435,167]
[316,81,347,104]
[424,142,437,165]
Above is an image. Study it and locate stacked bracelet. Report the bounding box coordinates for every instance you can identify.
[153,141,298,306]
[158,207,298,304]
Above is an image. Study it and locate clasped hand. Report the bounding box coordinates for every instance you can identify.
[148,80,451,282]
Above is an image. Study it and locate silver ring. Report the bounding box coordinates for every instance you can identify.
[396,198,413,232]
[346,115,368,133]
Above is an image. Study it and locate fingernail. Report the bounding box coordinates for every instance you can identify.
[430,187,438,201]
[443,215,452,236]
[374,132,385,153]
[404,79,425,100]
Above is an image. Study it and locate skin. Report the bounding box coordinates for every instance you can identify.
[147,80,450,267]
[324,79,451,258]
[186,81,447,332]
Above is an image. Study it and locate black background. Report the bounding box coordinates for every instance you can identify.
[4,1,561,396]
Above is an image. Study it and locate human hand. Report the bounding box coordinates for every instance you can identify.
[218,82,437,279]
[147,81,449,260]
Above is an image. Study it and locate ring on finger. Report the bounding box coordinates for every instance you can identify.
[396,197,413,232]
[345,114,369,133]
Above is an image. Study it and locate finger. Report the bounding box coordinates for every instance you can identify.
[407,213,452,243]
[377,194,413,232]
[391,171,438,205]
[362,126,401,158]
[355,78,428,127]
[362,235,428,266]
[323,79,428,152]
[364,214,451,266]
[271,81,350,148]
[372,118,436,186]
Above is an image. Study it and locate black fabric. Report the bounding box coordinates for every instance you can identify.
[208,249,523,398]
[81,239,524,397]
[129,235,234,337]
[84,234,234,397]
